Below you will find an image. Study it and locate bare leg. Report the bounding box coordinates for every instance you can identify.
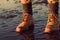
[44,0,59,33]
[16,0,34,33]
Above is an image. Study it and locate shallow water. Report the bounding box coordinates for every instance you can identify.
[0,0,60,40]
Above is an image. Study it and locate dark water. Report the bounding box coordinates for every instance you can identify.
[0,0,60,40]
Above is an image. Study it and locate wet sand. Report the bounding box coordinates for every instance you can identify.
[0,0,60,40]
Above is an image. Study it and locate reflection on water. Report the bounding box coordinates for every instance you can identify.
[45,31,59,40]
[16,28,34,40]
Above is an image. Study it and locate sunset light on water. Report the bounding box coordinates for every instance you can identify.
[0,0,60,40]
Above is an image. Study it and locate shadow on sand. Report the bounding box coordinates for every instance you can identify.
[16,27,34,40]
[45,30,59,40]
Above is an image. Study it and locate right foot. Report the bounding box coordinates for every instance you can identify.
[44,14,59,33]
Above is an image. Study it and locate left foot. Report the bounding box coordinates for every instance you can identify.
[16,13,34,33]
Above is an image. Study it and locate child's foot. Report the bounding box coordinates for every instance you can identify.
[16,13,34,33]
